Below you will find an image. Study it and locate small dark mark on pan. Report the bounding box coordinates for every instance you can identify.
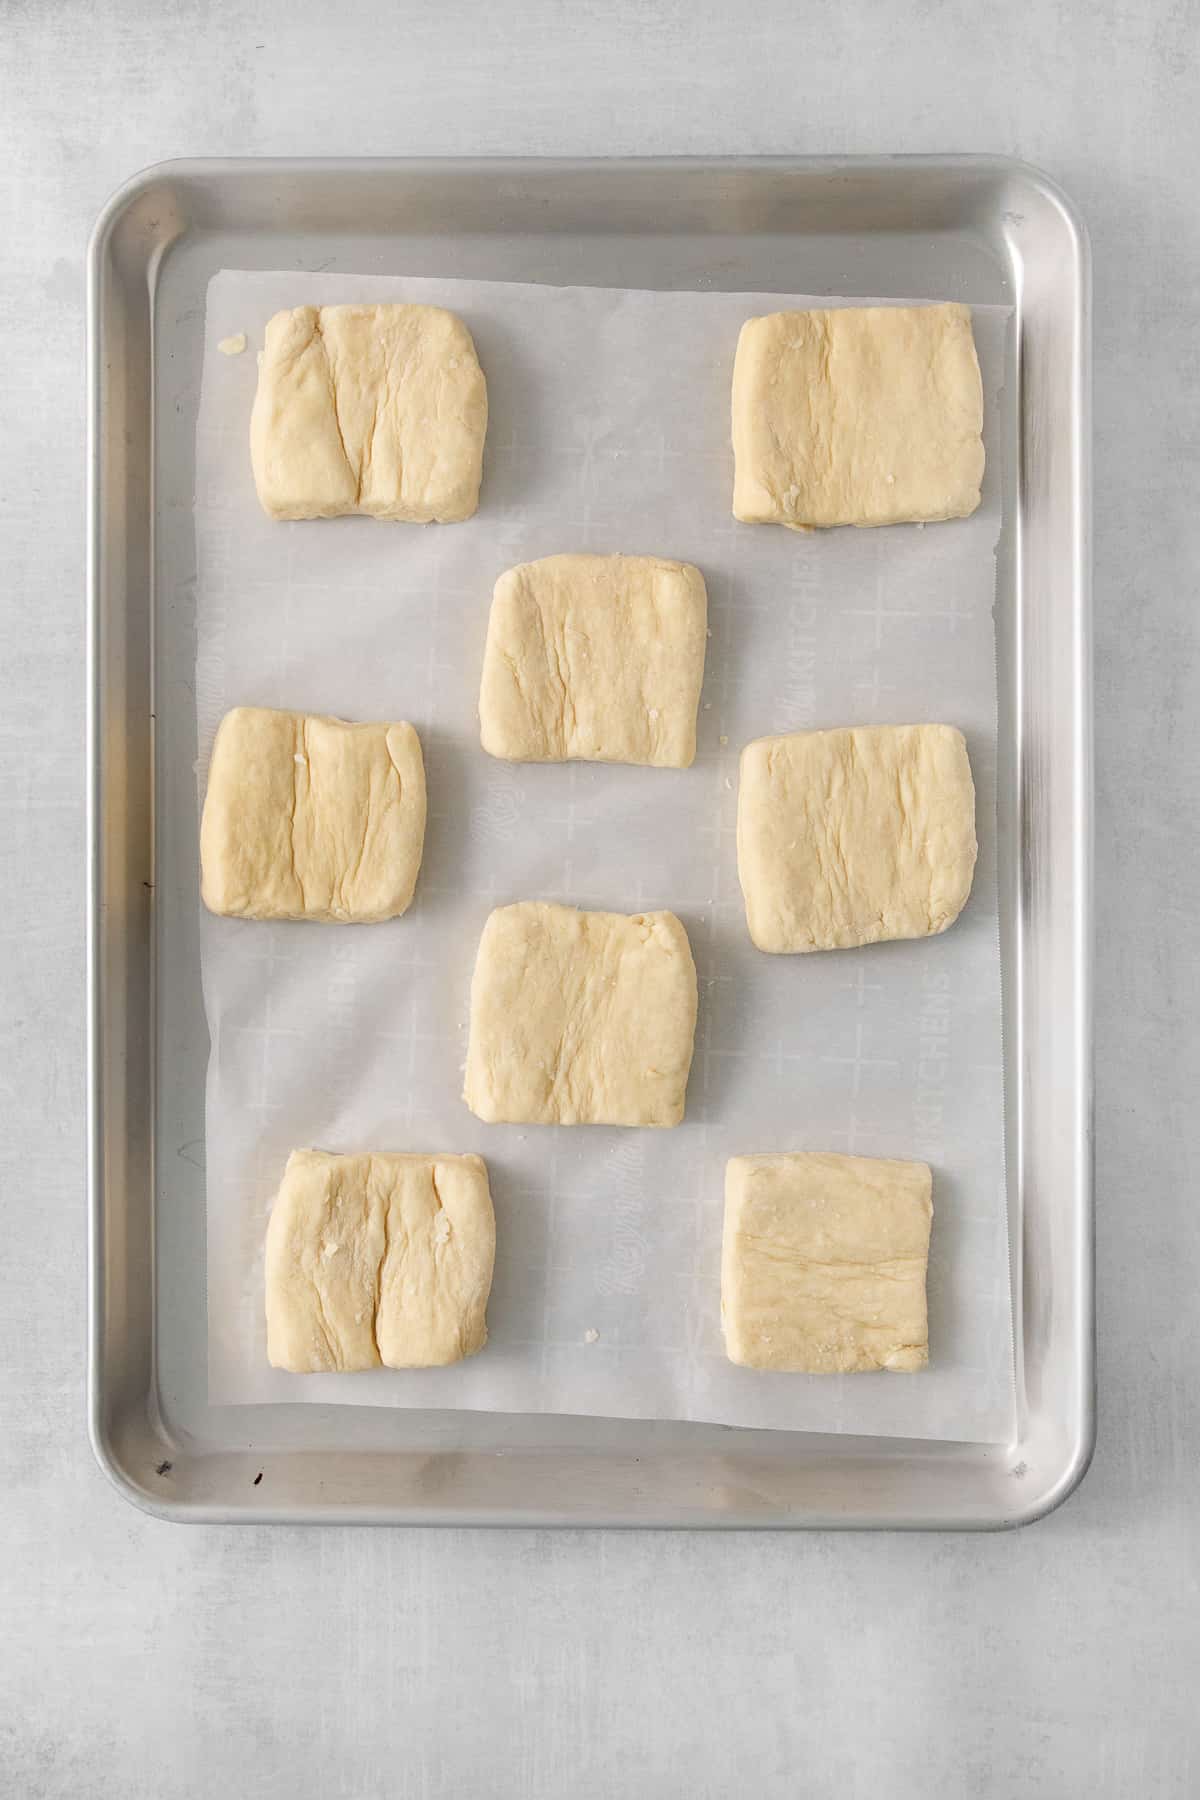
[155,1460,172,1476]
[253,1472,263,1486]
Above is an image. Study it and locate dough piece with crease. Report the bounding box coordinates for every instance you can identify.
[722,1152,933,1372]
[737,723,976,952]
[200,705,426,922]
[731,303,984,529]
[464,901,698,1127]
[265,1150,495,1372]
[479,553,708,766]
[250,303,487,522]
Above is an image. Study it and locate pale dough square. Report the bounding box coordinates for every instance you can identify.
[463,902,698,1127]
[722,1153,933,1373]
[731,302,984,529]
[200,706,426,923]
[737,724,976,952]
[265,1150,495,1372]
[478,553,708,767]
[250,303,487,522]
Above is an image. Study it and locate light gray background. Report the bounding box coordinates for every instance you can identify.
[2,1,1196,1794]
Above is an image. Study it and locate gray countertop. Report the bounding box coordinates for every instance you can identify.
[2,2,1197,1793]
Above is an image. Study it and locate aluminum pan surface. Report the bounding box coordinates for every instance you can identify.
[86,157,1092,1527]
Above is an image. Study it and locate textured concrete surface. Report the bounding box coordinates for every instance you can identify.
[2,1,1197,1794]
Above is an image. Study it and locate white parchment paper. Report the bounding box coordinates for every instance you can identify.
[196,269,1014,1442]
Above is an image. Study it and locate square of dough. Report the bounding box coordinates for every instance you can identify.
[464,901,698,1127]
[200,706,426,923]
[722,1152,933,1372]
[737,724,976,952]
[478,553,708,767]
[250,303,487,522]
[266,1150,495,1372]
[731,303,984,529]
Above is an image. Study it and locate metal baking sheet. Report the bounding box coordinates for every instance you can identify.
[87,157,1092,1527]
